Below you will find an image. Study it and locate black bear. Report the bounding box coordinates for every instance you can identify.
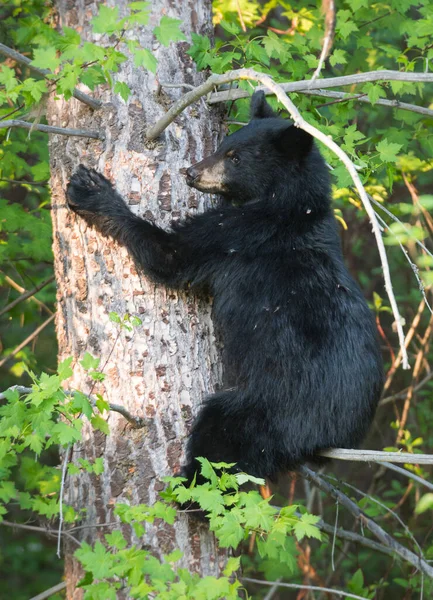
[66,91,384,483]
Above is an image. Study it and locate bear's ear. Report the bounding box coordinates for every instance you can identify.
[277,124,314,158]
[250,91,276,120]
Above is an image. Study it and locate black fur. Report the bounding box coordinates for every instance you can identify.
[66,92,384,483]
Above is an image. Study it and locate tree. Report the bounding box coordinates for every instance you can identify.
[47,0,227,593]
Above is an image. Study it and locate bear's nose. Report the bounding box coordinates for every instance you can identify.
[185,165,199,183]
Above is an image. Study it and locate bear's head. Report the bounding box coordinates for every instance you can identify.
[185,91,324,204]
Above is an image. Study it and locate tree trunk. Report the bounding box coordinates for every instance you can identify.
[48,1,226,595]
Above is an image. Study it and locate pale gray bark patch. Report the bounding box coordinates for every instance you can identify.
[49,1,227,595]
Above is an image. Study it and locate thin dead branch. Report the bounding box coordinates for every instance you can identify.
[242,577,379,600]
[0,313,56,368]
[29,582,67,600]
[300,465,433,578]
[319,448,433,465]
[310,0,336,82]
[0,275,55,317]
[0,119,104,139]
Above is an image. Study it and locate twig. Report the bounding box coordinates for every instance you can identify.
[331,500,339,571]
[300,465,433,578]
[310,0,335,83]
[381,370,433,407]
[382,462,433,493]
[313,514,395,558]
[0,519,80,547]
[263,578,282,600]
[0,313,56,368]
[57,444,71,558]
[371,197,433,265]
[0,385,147,429]
[305,89,433,118]
[207,70,433,104]
[0,119,104,139]
[0,275,55,317]
[29,582,67,600]
[372,210,433,315]
[0,42,101,110]
[242,577,371,600]
[397,313,433,442]
[324,474,424,560]
[319,448,433,465]
[382,299,425,394]
[147,69,409,368]
[235,0,247,32]
[0,177,48,186]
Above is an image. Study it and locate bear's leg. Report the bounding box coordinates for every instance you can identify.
[182,390,276,484]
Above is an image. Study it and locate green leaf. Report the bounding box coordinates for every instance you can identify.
[91,415,109,435]
[262,30,289,60]
[31,47,60,72]
[80,352,100,371]
[293,513,321,541]
[415,493,433,514]
[133,48,157,73]
[105,530,127,550]
[163,549,183,563]
[51,421,83,446]
[219,20,241,35]
[154,16,186,47]
[223,556,240,577]
[376,139,403,163]
[329,49,347,67]
[58,357,73,382]
[71,392,93,419]
[95,395,110,413]
[92,5,121,34]
[246,40,270,66]
[364,82,387,105]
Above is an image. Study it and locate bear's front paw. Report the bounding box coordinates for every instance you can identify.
[66,165,114,215]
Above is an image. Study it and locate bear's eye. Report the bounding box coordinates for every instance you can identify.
[230,154,240,165]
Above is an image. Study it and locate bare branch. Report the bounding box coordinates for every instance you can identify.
[0,42,101,110]
[0,119,104,140]
[57,444,71,558]
[3,274,54,316]
[147,68,409,369]
[0,385,147,429]
[208,69,433,104]
[242,577,375,600]
[0,313,56,368]
[301,89,433,118]
[29,582,67,600]
[314,513,395,558]
[381,462,433,493]
[381,370,433,406]
[300,465,433,578]
[319,448,433,465]
[0,519,80,547]
[0,275,55,317]
[310,0,336,82]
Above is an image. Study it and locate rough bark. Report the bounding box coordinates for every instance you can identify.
[47,1,226,596]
